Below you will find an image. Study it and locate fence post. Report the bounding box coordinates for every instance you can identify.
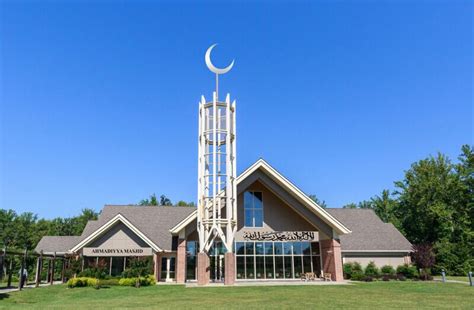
[441,269,446,283]
[468,271,473,287]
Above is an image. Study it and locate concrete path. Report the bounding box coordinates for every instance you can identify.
[186,280,350,287]
[0,281,62,294]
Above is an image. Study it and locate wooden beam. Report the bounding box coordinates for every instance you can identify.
[7,256,13,287]
[35,252,43,287]
[18,248,27,290]
[50,252,56,285]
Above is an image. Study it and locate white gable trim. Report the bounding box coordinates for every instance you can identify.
[70,214,162,253]
[169,159,351,235]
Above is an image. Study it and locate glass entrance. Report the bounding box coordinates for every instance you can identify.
[209,241,227,282]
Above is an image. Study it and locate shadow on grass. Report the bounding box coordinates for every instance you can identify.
[0,293,10,300]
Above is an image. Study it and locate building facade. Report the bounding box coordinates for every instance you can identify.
[36,159,412,284]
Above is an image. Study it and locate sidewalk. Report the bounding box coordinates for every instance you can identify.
[0,281,63,294]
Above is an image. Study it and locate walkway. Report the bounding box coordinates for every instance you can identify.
[186,280,350,287]
[0,281,63,294]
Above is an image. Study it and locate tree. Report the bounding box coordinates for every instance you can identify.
[370,190,399,225]
[0,209,17,248]
[138,194,159,206]
[342,203,358,209]
[176,200,196,207]
[160,195,172,206]
[308,194,327,208]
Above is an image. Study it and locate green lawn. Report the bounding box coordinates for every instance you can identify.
[434,276,471,283]
[0,282,472,309]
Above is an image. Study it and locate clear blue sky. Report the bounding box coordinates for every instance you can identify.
[1,1,472,219]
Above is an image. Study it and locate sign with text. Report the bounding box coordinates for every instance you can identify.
[242,231,317,242]
[83,247,152,257]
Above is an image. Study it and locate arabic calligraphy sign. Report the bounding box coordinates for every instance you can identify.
[242,231,316,242]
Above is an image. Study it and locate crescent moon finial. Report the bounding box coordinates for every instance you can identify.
[205,44,234,75]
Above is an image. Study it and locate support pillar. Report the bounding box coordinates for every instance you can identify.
[35,252,43,287]
[176,239,186,284]
[320,239,344,281]
[197,252,209,286]
[153,252,161,282]
[50,253,56,285]
[224,252,235,285]
[61,259,66,282]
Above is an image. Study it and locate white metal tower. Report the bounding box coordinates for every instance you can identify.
[197,44,237,253]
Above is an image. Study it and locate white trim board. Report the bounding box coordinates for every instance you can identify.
[169,158,352,235]
[70,214,162,253]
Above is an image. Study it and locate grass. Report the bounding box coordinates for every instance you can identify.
[0,281,472,309]
[433,276,471,283]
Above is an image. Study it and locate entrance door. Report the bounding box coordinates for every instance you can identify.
[210,254,225,282]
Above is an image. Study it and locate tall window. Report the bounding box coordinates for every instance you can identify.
[244,191,263,227]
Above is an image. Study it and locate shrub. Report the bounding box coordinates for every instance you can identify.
[78,267,109,280]
[382,275,391,281]
[364,262,380,278]
[99,278,120,286]
[363,276,374,282]
[343,263,353,279]
[350,270,365,281]
[122,257,154,278]
[67,277,99,288]
[396,264,418,279]
[397,274,407,281]
[381,265,396,276]
[118,276,156,287]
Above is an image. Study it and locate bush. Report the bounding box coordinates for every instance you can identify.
[365,262,380,278]
[99,278,120,286]
[363,276,374,282]
[382,275,391,281]
[67,277,99,288]
[343,263,353,279]
[397,274,407,281]
[396,264,418,279]
[350,270,365,281]
[381,265,396,276]
[118,276,156,287]
[78,267,109,280]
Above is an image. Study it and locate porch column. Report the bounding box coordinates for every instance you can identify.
[176,239,186,284]
[35,252,43,287]
[197,252,209,286]
[224,252,235,285]
[153,252,161,282]
[320,238,344,281]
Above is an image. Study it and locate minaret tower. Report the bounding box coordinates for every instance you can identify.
[197,44,237,285]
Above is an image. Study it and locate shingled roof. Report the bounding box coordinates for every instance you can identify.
[36,205,196,254]
[326,208,412,252]
[35,236,82,254]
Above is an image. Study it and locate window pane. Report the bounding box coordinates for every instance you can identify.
[311,242,320,255]
[244,210,253,227]
[186,255,196,280]
[186,241,197,256]
[264,242,273,255]
[253,192,263,209]
[236,257,245,279]
[303,256,312,273]
[245,257,254,279]
[169,257,176,279]
[254,210,263,227]
[255,242,264,255]
[312,256,322,278]
[256,256,265,279]
[235,242,245,255]
[284,256,293,279]
[302,242,311,255]
[275,256,284,279]
[245,242,254,255]
[244,191,253,209]
[265,256,274,279]
[293,256,302,278]
[161,257,167,280]
[292,242,302,255]
[274,242,283,255]
[284,243,292,255]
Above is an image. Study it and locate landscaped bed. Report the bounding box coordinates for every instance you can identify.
[0,281,472,309]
